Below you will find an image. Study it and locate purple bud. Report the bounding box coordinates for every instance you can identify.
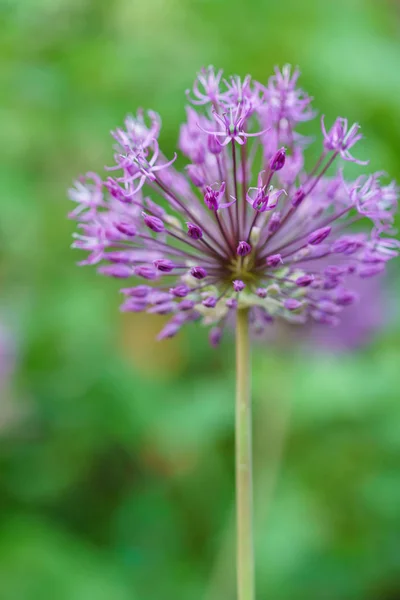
[316,300,341,315]
[267,212,281,234]
[142,212,164,233]
[256,288,267,298]
[237,241,252,256]
[120,299,148,312]
[233,280,245,292]
[186,164,205,187]
[226,298,238,309]
[207,134,222,155]
[262,311,274,324]
[134,266,159,280]
[308,226,331,245]
[190,266,208,279]
[324,265,347,278]
[358,264,385,278]
[295,274,314,287]
[121,285,151,297]
[192,144,206,165]
[209,326,223,347]
[98,265,132,278]
[323,278,340,290]
[311,310,340,326]
[114,221,136,237]
[106,251,131,264]
[336,289,358,306]
[284,298,302,311]
[170,285,190,297]
[187,222,203,240]
[266,253,283,267]
[178,299,195,311]
[148,291,172,305]
[202,296,217,308]
[269,147,286,171]
[148,302,175,315]
[153,259,176,272]
[292,188,305,208]
[157,321,181,340]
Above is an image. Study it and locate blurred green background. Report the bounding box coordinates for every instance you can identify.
[1,0,400,598]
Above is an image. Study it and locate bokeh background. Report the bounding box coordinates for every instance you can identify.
[1,0,400,598]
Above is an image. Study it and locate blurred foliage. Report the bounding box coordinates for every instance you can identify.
[1,0,400,598]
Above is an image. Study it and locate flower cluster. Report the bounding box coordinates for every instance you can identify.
[69,66,399,345]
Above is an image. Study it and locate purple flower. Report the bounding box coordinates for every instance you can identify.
[200,104,267,146]
[246,172,285,212]
[204,182,233,210]
[321,116,368,165]
[186,66,224,105]
[69,66,398,345]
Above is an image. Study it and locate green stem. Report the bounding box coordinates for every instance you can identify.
[235,308,254,600]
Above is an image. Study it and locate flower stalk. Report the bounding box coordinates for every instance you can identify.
[236,308,254,600]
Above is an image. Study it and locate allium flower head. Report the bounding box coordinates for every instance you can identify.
[69,66,399,345]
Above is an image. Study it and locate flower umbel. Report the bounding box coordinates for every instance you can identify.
[69,66,399,344]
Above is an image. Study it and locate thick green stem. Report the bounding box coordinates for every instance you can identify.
[235,308,254,600]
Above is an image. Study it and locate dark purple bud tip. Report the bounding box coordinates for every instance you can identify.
[233,279,246,292]
[170,284,190,297]
[269,147,286,171]
[284,298,302,311]
[237,241,252,256]
[190,266,208,279]
[187,222,203,240]
[295,274,314,287]
[153,259,176,272]
[256,288,267,298]
[266,253,283,267]
[308,226,331,245]
[202,296,217,308]
[114,221,136,237]
[209,326,223,347]
[292,188,305,208]
[208,134,222,155]
[142,212,164,233]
